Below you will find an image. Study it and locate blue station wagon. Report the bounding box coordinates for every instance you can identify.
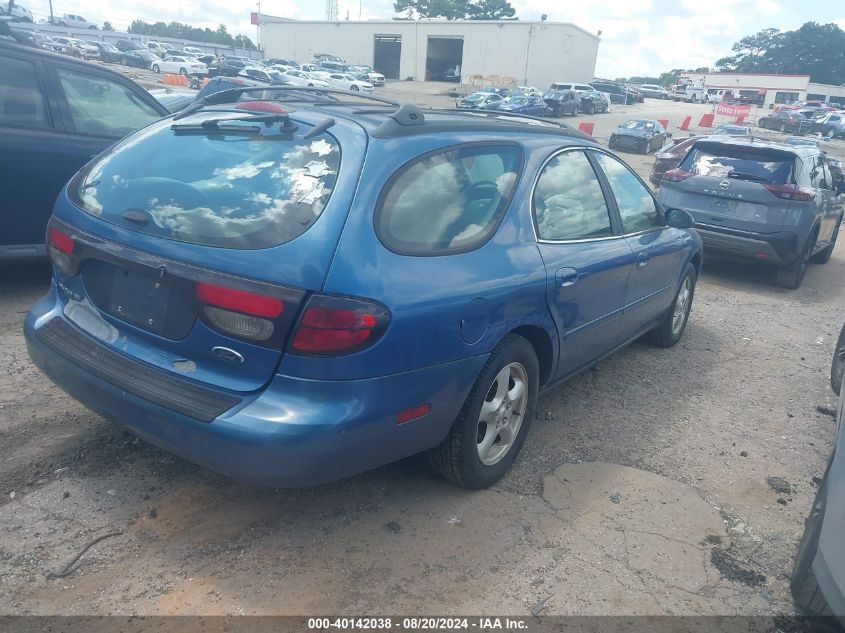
[25,88,703,489]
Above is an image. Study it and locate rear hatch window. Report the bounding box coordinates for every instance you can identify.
[679,143,795,184]
[70,111,340,249]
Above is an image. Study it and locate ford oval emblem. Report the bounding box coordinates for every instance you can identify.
[719,179,731,190]
[212,346,244,364]
[158,266,167,279]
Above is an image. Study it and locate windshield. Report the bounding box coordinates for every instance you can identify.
[621,120,653,130]
[71,114,341,249]
[680,144,795,184]
[507,97,529,106]
[465,94,486,102]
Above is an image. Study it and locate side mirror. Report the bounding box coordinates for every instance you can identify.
[666,208,695,229]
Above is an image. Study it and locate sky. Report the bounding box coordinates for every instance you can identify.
[19,0,845,77]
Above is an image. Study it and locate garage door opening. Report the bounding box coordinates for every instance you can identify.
[425,36,463,82]
[373,35,401,80]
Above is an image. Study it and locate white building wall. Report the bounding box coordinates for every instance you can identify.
[259,20,598,89]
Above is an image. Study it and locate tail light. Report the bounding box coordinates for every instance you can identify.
[195,281,284,341]
[290,294,389,356]
[47,226,74,272]
[763,184,816,201]
[662,168,694,183]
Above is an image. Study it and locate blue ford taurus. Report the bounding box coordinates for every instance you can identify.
[25,88,702,489]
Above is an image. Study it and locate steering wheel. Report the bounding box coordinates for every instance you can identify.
[465,179,501,202]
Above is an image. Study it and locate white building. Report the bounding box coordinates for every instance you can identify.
[681,71,845,107]
[258,17,600,89]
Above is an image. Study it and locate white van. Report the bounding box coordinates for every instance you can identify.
[549,81,594,93]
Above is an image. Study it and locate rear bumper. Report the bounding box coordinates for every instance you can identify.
[0,243,45,260]
[693,223,799,266]
[25,287,487,487]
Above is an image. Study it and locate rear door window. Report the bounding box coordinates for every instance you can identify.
[0,57,50,129]
[55,67,162,138]
[72,113,341,249]
[680,144,795,184]
[375,145,522,255]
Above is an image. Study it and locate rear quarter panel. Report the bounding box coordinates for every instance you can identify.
[278,134,563,382]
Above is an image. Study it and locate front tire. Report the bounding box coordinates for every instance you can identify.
[647,265,696,347]
[120,56,128,65]
[427,335,539,489]
[179,68,188,77]
[350,85,360,91]
[791,459,833,615]
[152,64,160,73]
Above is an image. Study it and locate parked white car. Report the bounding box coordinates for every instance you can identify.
[278,69,330,87]
[318,72,374,92]
[299,63,319,73]
[182,46,204,57]
[147,41,175,55]
[151,55,208,76]
[55,13,97,29]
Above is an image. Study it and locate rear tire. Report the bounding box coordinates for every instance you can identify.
[777,232,816,289]
[152,64,160,73]
[791,460,834,615]
[179,68,188,77]
[351,85,360,91]
[120,56,128,66]
[811,219,841,264]
[647,265,696,347]
[779,123,787,133]
[427,335,538,489]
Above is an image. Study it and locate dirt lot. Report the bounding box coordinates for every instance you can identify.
[1,80,844,617]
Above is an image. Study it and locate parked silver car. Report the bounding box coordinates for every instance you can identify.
[791,323,845,618]
[657,139,843,288]
[813,113,845,139]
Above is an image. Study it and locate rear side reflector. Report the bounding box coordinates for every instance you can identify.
[48,227,74,254]
[290,294,389,356]
[397,403,431,425]
[195,282,284,318]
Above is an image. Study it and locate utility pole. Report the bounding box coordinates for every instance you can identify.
[256,0,260,50]
[48,0,53,25]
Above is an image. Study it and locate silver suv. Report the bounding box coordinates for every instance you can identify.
[657,139,843,288]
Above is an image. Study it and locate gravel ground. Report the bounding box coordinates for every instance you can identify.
[0,79,843,617]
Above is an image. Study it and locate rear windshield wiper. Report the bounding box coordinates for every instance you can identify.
[171,114,298,134]
[726,171,767,182]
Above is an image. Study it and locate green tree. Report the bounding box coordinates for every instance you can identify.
[127,19,256,49]
[716,22,845,84]
[468,0,515,19]
[102,21,115,31]
[394,0,515,20]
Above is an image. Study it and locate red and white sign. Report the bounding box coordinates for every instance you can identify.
[715,103,752,117]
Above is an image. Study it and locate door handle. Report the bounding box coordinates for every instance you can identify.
[556,267,579,287]
[637,252,650,268]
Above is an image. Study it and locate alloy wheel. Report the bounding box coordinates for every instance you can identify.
[671,275,693,336]
[476,363,528,466]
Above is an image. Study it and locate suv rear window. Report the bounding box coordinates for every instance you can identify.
[679,144,795,184]
[71,113,340,249]
[375,144,522,256]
